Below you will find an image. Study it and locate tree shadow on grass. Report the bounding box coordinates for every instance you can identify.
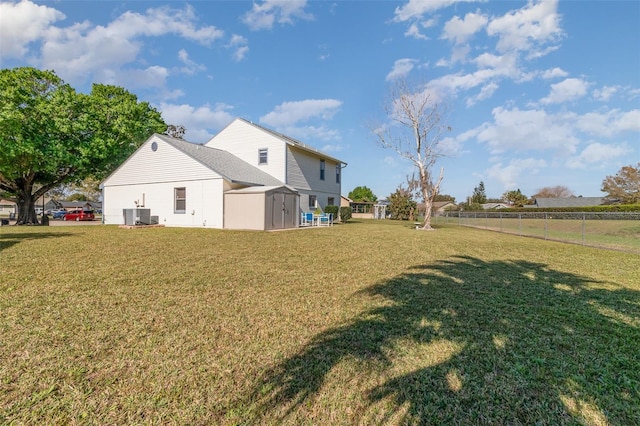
[0,231,74,253]
[243,256,640,424]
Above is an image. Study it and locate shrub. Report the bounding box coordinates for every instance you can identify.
[324,205,339,221]
[339,206,352,223]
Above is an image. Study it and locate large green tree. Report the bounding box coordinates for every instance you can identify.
[348,185,377,202]
[601,163,640,204]
[0,67,166,224]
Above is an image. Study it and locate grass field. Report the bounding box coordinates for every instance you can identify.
[1,221,639,424]
[436,215,640,253]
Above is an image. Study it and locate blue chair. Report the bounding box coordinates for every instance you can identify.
[302,212,314,226]
[318,213,332,226]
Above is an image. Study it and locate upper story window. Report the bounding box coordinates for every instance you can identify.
[320,160,325,180]
[174,187,186,213]
[258,148,268,165]
[336,164,341,184]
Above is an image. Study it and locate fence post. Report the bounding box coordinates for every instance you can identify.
[518,213,522,236]
[582,213,586,245]
[500,212,502,233]
[544,212,548,240]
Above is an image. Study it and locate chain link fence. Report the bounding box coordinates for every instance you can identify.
[435,211,640,253]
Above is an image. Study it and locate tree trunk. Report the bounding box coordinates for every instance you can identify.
[16,191,40,225]
[419,167,444,231]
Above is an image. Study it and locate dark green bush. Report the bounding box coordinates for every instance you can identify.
[339,206,352,223]
[324,205,339,221]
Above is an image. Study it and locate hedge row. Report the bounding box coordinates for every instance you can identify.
[502,204,640,213]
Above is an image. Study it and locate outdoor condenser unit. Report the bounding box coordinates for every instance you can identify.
[123,208,151,225]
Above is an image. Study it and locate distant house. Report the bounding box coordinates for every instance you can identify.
[101,118,345,230]
[0,199,17,216]
[433,201,458,214]
[527,197,604,209]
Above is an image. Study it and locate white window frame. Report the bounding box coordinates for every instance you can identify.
[174,187,186,213]
[258,148,268,165]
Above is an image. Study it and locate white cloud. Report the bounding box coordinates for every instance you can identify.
[486,157,547,189]
[476,107,580,155]
[393,0,479,22]
[242,0,313,31]
[0,0,64,59]
[569,109,640,137]
[566,142,630,169]
[442,12,488,45]
[260,99,342,128]
[405,22,429,40]
[541,67,568,79]
[540,78,589,104]
[8,4,223,86]
[228,34,249,62]
[466,82,499,107]
[159,102,235,143]
[177,49,206,75]
[428,53,519,96]
[592,85,620,102]
[386,58,418,81]
[487,0,563,56]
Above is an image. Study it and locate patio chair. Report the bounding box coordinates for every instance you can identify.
[318,213,332,226]
[304,212,314,226]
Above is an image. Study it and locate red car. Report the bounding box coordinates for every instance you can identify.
[63,209,95,221]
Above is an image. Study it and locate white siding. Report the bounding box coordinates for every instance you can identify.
[103,136,218,186]
[288,146,341,211]
[205,120,287,182]
[102,135,225,228]
[103,179,225,228]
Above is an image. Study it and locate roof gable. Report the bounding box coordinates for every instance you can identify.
[214,118,346,165]
[157,134,284,186]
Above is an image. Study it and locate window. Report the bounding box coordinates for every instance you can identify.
[336,165,341,184]
[309,195,317,209]
[174,187,186,213]
[258,148,268,165]
[328,197,335,206]
[320,160,326,180]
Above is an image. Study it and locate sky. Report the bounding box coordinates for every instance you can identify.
[1,0,639,202]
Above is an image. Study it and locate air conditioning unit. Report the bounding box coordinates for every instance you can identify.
[123,208,151,225]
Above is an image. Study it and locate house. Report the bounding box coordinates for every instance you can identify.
[0,199,17,216]
[433,201,458,214]
[101,118,345,230]
[527,197,604,209]
[206,118,346,212]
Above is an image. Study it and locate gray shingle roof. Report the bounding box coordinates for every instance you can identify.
[155,134,284,187]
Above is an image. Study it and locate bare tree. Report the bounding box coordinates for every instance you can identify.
[533,185,574,199]
[373,78,451,230]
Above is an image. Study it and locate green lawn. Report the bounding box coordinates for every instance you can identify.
[436,216,640,253]
[1,221,639,424]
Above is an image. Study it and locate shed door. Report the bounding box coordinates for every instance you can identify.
[271,192,296,230]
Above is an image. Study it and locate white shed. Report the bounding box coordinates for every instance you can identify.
[224,185,299,230]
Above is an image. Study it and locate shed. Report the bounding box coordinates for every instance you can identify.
[224,185,299,230]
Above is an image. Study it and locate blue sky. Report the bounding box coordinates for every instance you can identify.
[1,0,638,202]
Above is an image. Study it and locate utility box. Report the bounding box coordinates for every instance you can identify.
[123,209,151,225]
